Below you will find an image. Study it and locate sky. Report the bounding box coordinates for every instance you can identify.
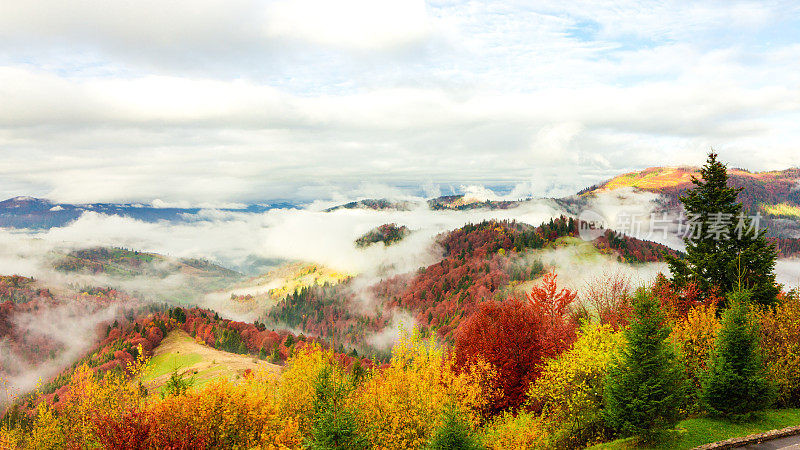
[1,0,799,205]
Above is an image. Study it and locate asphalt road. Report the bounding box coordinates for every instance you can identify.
[741,434,800,449]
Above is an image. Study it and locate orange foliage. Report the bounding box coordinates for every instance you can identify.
[528,271,577,318]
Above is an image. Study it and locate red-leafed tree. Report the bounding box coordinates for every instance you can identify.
[453,272,578,415]
[651,274,719,321]
[581,271,634,330]
[528,271,577,318]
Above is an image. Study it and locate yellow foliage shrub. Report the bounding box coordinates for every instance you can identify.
[27,399,67,449]
[12,347,301,449]
[353,329,495,450]
[669,304,721,411]
[21,362,145,448]
[0,424,22,449]
[755,294,800,406]
[527,322,624,448]
[278,343,336,435]
[482,410,545,450]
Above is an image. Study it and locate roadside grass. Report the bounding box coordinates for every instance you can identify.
[591,409,800,449]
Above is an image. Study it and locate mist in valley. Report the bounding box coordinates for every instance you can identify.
[0,184,797,403]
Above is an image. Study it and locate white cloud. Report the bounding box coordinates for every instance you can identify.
[263,0,431,50]
[0,1,799,203]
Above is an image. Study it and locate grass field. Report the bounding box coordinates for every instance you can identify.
[141,330,280,395]
[591,409,800,449]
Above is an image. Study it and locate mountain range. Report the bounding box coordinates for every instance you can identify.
[0,196,296,229]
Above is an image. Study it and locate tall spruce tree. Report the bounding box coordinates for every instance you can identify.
[666,152,779,307]
[701,291,775,418]
[603,290,684,440]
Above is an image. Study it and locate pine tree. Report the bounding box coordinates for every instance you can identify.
[666,152,779,307]
[603,290,684,440]
[701,291,776,418]
[427,405,484,450]
[306,366,368,450]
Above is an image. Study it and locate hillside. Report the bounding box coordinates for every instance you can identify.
[52,246,243,302]
[221,262,352,312]
[324,198,420,212]
[141,329,280,395]
[2,303,365,419]
[3,174,800,448]
[0,275,137,393]
[581,166,800,238]
[54,247,237,278]
[266,216,676,351]
[355,223,411,247]
[427,194,523,210]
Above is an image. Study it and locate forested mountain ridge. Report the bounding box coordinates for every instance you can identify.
[581,166,800,238]
[266,217,680,352]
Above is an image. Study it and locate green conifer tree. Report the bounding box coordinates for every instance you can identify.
[306,366,368,450]
[701,291,776,418]
[666,152,779,307]
[603,291,684,440]
[427,404,484,450]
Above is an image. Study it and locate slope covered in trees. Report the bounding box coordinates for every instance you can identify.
[0,276,136,387]
[5,158,800,447]
[583,166,800,238]
[266,216,675,351]
[54,247,241,280]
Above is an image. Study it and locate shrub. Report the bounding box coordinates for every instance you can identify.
[161,369,194,398]
[603,291,684,441]
[306,365,368,450]
[98,373,300,449]
[702,291,776,418]
[580,271,633,329]
[529,322,624,448]
[279,344,335,435]
[354,329,492,450]
[755,292,800,407]
[669,303,721,413]
[0,424,22,449]
[482,410,544,450]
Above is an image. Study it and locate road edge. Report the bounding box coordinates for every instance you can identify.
[692,425,800,449]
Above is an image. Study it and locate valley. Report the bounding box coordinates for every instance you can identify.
[1,161,800,448]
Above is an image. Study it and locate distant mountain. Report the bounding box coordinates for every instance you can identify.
[0,196,297,229]
[53,246,241,279]
[324,198,420,212]
[51,246,244,303]
[324,195,527,212]
[427,194,523,210]
[580,167,800,238]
